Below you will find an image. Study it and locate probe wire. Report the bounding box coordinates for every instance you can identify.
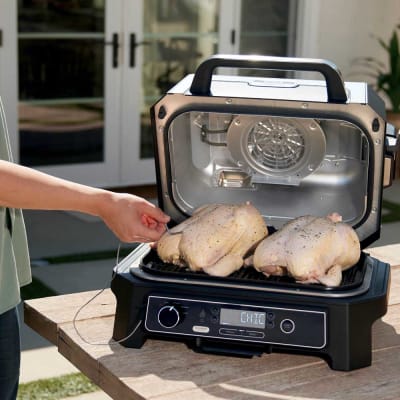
[72,243,143,346]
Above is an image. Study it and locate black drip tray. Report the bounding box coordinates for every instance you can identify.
[139,249,367,292]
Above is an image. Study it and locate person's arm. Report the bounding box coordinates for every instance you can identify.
[0,160,170,242]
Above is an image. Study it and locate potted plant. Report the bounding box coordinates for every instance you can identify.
[352,25,400,124]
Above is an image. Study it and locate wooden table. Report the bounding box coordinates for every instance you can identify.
[24,244,400,400]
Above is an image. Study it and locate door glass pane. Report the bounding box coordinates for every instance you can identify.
[141,0,220,159]
[239,0,297,77]
[18,0,105,167]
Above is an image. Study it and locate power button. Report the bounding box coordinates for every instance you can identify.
[280,319,295,334]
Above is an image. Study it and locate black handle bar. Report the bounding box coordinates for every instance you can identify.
[189,54,348,103]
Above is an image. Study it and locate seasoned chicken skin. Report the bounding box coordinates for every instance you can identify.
[252,213,360,286]
[157,203,268,277]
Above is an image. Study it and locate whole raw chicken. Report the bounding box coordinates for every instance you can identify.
[251,213,360,286]
[157,203,268,276]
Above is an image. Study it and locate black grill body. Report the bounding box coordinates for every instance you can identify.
[111,248,390,371]
[112,55,396,372]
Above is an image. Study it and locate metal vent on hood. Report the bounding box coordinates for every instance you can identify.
[248,117,306,170]
[226,115,327,185]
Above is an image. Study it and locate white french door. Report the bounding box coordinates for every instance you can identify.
[122,0,232,185]
[121,0,299,185]
[0,0,300,187]
[0,0,122,186]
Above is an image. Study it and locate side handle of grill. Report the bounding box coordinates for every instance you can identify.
[383,122,400,187]
[189,54,348,103]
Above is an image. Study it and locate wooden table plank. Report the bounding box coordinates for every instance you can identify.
[22,244,400,400]
[373,304,400,349]
[24,290,116,344]
[58,316,323,400]
[367,243,400,267]
[153,346,400,400]
[52,298,400,400]
[57,316,400,400]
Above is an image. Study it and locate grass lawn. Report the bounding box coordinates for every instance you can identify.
[17,373,99,400]
[382,199,400,223]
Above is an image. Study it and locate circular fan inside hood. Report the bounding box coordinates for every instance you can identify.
[227,116,326,182]
[248,118,306,170]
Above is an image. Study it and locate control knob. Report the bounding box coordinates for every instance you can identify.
[158,305,181,328]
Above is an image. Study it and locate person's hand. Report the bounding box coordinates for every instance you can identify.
[97,192,170,243]
[0,160,169,242]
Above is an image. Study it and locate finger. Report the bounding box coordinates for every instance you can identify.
[141,217,166,238]
[142,204,170,224]
[155,223,167,233]
[141,214,149,227]
[137,225,167,242]
[142,214,158,228]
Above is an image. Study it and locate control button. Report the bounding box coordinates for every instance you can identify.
[210,315,219,323]
[244,330,265,339]
[267,321,275,329]
[280,319,295,334]
[192,325,210,333]
[219,328,239,336]
[267,312,275,321]
[199,309,206,323]
[210,307,219,315]
[158,305,180,328]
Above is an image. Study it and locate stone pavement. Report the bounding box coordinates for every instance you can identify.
[18,181,400,399]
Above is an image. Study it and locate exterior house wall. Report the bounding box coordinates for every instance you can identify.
[2,1,399,186]
[298,0,400,94]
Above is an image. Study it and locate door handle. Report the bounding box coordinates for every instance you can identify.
[129,33,150,68]
[105,33,119,68]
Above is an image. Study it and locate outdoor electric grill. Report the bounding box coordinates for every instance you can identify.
[111,55,399,371]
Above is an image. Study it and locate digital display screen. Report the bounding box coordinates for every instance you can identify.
[220,308,266,329]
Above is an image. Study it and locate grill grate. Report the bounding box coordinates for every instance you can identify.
[140,250,367,292]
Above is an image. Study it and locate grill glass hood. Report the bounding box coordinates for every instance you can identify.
[168,111,369,229]
[151,55,398,246]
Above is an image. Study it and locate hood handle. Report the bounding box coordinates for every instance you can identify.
[190,54,348,104]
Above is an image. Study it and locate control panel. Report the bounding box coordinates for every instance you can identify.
[145,295,326,349]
